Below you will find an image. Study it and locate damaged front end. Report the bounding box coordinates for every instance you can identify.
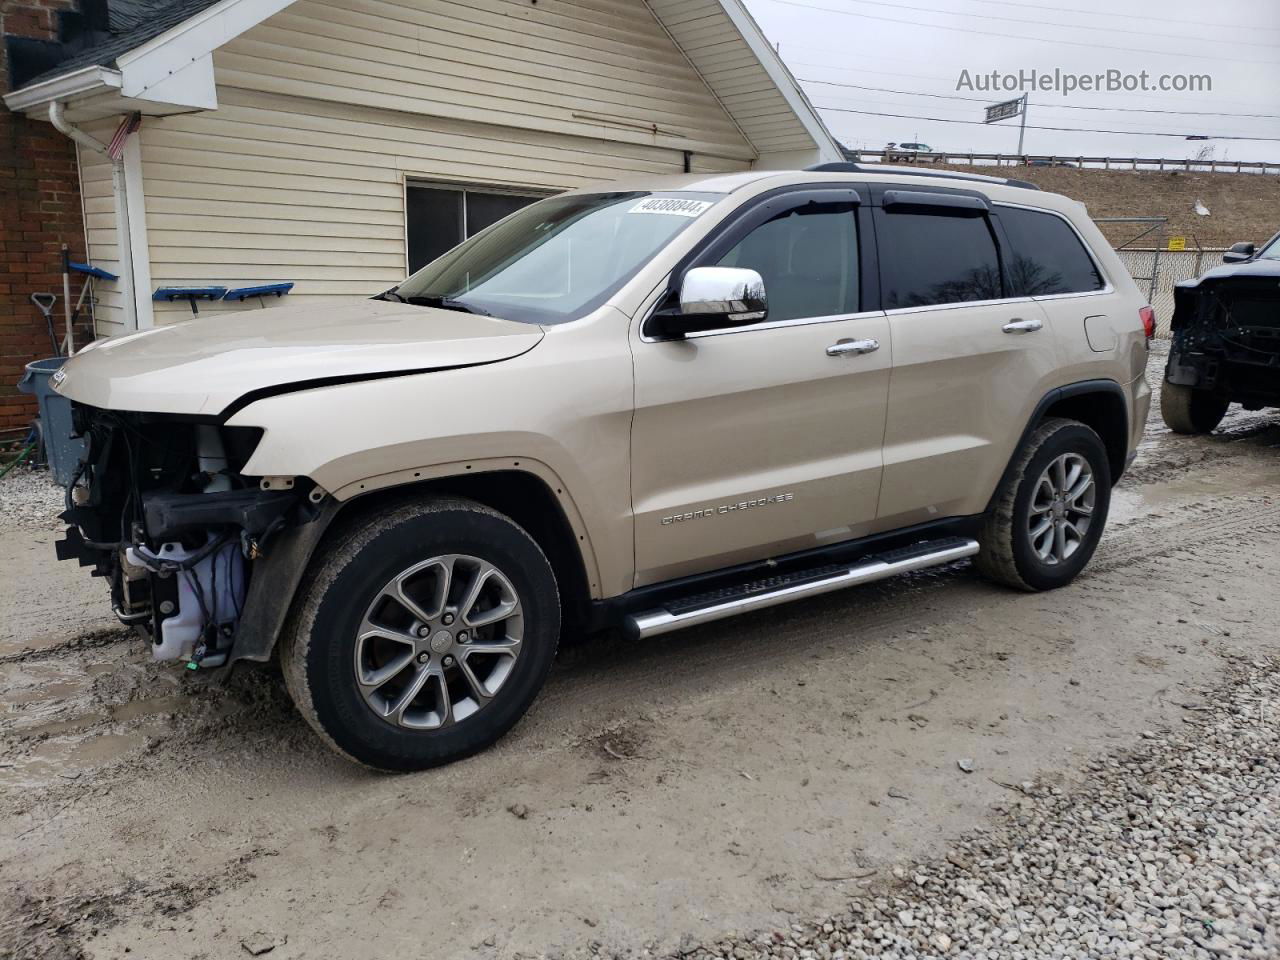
[1166,262,1280,409]
[57,405,324,670]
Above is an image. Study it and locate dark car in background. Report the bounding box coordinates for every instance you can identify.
[1162,229,1280,433]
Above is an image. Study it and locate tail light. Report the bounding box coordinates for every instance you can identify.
[1139,306,1156,340]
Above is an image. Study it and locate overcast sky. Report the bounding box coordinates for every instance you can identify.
[742,0,1280,163]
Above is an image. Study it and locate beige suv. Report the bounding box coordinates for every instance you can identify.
[53,164,1152,770]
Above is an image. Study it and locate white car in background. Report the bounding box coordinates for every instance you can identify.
[885,142,942,163]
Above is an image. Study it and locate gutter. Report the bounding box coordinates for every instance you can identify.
[2,65,121,113]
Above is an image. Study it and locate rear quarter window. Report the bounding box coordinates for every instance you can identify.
[997,206,1105,296]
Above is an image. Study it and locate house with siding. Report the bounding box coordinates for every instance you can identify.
[3,0,840,340]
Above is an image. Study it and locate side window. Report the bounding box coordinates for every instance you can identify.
[997,207,1105,296]
[878,211,1002,309]
[715,203,858,323]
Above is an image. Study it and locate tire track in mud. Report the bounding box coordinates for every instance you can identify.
[1094,495,1280,574]
[546,489,1280,720]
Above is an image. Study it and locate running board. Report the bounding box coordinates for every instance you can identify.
[627,537,979,639]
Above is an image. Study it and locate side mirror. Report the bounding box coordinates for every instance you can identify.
[1223,241,1255,264]
[648,267,768,339]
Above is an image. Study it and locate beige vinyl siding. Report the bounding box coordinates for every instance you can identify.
[648,0,819,158]
[78,118,129,336]
[135,0,764,323]
[141,85,747,323]
[214,0,755,161]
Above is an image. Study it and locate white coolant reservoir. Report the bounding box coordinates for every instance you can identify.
[127,536,246,662]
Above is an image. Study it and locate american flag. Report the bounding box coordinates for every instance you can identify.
[106,113,142,161]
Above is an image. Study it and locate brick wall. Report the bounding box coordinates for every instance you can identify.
[0,0,86,432]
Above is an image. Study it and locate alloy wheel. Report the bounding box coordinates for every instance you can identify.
[1027,453,1095,566]
[353,554,524,729]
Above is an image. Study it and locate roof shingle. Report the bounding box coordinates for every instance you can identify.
[18,0,222,90]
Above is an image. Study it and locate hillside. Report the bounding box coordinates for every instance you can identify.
[935,165,1280,249]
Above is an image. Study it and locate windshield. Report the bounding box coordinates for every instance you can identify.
[1258,234,1280,260]
[392,190,724,324]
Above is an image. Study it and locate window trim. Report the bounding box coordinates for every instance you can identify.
[640,185,868,342]
[875,200,1114,315]
[402,177,553,275]
[990,201,1114,302]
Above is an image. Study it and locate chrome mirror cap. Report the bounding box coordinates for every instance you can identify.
[679,267,768,323]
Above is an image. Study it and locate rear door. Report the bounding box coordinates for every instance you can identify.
[872,187,1061,528]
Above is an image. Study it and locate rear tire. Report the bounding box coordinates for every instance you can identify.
[977,418,1111,592]
[281,497,560,771]
[1161,379,1228,435]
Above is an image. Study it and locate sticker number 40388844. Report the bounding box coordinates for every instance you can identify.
[628,197,713,217]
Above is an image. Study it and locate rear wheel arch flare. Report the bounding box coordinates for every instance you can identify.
[1041,385,1129,482]
[989,380,1130,516]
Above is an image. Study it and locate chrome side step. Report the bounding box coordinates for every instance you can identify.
[627,537,979,639]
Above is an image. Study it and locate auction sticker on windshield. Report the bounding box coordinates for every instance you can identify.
[629,197,714,217]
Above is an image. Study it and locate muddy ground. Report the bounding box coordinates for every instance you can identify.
[2,345,1278,960]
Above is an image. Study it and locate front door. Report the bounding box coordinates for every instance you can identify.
[629,196,890,587]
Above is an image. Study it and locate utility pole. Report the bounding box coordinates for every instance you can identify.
[1017,94,1028,156]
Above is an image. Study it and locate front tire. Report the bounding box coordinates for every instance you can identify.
[977,418,1112,592]
[1161,379,1228,435]
[281,498,560,771]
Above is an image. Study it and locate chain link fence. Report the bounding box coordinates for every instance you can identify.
[1113,247,1226,337]
[1092,217,1238,338]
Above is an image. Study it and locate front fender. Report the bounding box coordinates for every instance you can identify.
[224,337,634,598]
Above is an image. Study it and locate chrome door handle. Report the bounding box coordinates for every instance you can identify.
[1002,318,1043,334]
[827,338,880,357]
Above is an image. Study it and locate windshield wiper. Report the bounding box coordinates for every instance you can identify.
[374,286,406,303]
[403,295,491,316]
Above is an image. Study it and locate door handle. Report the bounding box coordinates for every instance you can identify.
[826,338,880,357]
[1002,318,1043,334]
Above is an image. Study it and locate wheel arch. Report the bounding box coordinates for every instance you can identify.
[987,379,1131,514]
[341,470,596,637]
[225,466,598,670]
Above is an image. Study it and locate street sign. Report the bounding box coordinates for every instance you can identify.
[984,97,1023,124]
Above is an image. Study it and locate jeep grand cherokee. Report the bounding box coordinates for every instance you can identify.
[50,163,1152,770]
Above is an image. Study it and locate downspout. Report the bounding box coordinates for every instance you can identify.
[48,101,139,332]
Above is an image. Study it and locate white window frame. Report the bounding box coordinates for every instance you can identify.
[402,178,553,275]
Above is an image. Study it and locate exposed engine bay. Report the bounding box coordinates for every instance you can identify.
[56,405,320,669]
[1166,261,1280,410]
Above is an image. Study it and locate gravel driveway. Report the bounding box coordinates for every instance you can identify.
[2,345,1278,960]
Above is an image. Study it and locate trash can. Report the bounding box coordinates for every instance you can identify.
[17,357,86,486]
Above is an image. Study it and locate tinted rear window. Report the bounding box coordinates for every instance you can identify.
[878,211,1003,308]
[998,206,1104,296]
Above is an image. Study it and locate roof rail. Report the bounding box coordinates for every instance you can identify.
[804,161,1041,191]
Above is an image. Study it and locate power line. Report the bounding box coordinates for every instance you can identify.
[799,77,1280,121]
[762,0,1280,65]
[941,0,1280,34]
[812,103,1280,140]
[784,52,1280,113]
[766,0,1279,48]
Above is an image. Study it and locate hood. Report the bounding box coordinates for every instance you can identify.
[1178,258,1280,290]
[54,299,544,416]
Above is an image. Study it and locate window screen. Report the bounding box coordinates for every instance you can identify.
[878,211,1003,309]
[716,204,859,323]
[406,184,541,273]
[998,206,1104,296]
